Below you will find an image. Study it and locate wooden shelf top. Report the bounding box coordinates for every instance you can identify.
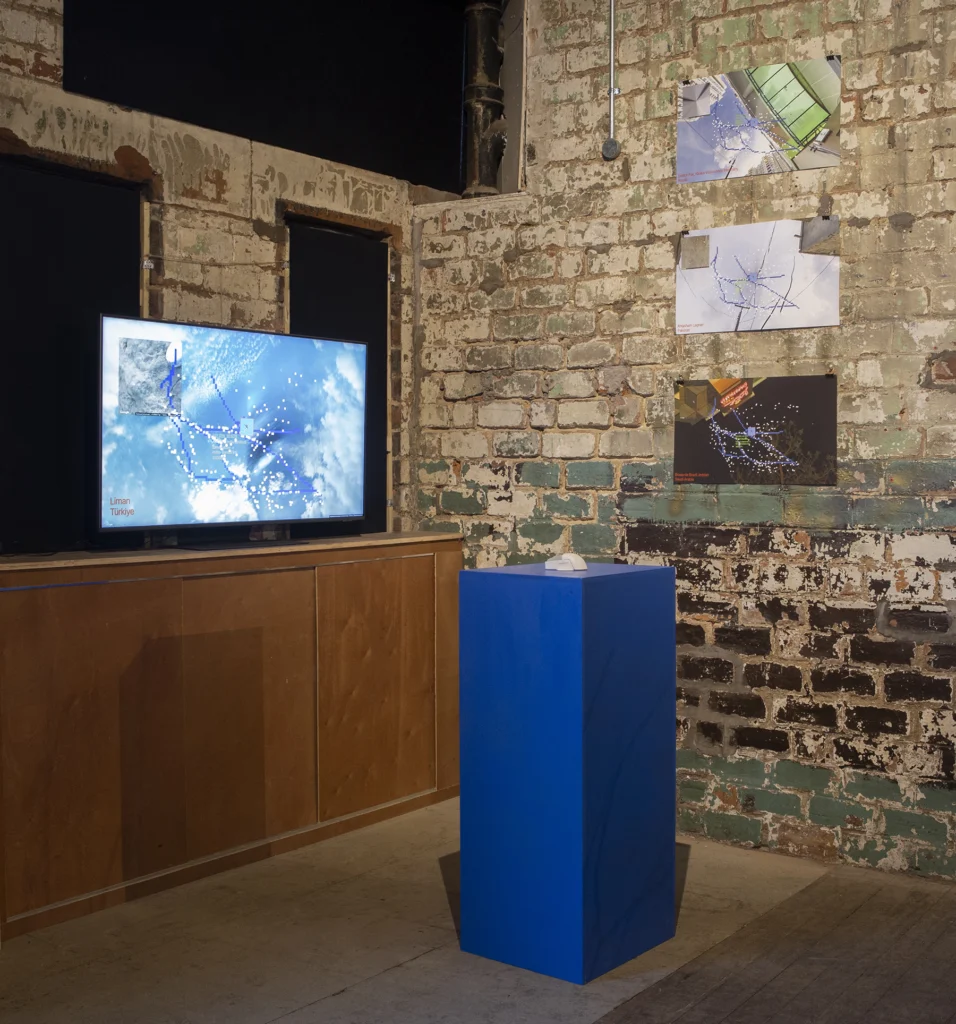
[0,531,462,575]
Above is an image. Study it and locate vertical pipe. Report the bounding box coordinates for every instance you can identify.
[602,0,621,160]
[463,1,506,197]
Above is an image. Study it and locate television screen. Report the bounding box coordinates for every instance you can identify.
[100,316,367,530]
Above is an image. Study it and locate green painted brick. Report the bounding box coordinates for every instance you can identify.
[418,520,461,534]
[913,783,956,814]
[567,461,614,489]
[809,796,873,829]
[677,749,713,772]
[620,462,667,491]
[517,520,564,545]
[544,492,591,519]
[417,490,437,512]
[440,489,484,515]
[844,838,896,869]
[915,848,956,878]
[885,459,956,494]
[850,496,925,531]
[598,494,617,525]
[773,760,834,793]
[883,808,949,844]
[516,461,560,488]
[678,808,706,835]
[570,523,616,555]
[716,757,768,788]
[742,788,802,817]
[843,773,902,803]
[679,779,709,804]
[701,810,763,846]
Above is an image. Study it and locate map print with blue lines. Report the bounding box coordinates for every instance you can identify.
[676,218,840,335]
[673,376,837,486]
[101,318,367,529]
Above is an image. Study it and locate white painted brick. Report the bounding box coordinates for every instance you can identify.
[477,401,525,428]
[541,432,596,458]
[557,399,610,427]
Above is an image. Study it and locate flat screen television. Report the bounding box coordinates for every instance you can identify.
[100,315,367,531]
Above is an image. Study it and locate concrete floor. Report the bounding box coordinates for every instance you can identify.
[0,798,830,1024]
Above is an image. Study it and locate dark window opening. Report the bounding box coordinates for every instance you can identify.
[0,158,143,555]
[287,219,390,540]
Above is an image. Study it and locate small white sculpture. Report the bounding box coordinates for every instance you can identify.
[544,553,588,572]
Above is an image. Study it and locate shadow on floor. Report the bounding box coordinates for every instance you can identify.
[675,841,691,923]
[439,850,461,939]
[439,843,692,941]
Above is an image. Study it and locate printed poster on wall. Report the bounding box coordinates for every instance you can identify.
[673,375,837,486]
[678,57,841,184]
[676,217,840,335]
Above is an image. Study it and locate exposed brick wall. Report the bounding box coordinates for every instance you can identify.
[0,0,416,531]
[410,0,956,874]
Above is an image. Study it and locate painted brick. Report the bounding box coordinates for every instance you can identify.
[516,461,560,488]
[741,789,802,818]
[773,761,834,793]
[843,773,903,803]
[883,808,949,844]
[566,459,614,489]
[809,797,873,829]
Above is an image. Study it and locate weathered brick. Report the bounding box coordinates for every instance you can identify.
[883,808,948,844]
[733,727,790,752]
[809,796,873,830]
[515,344,564,370]
[677,622,706,647]
[566,460,614,489]
[845,705,909,735]
[884,671,953,703]
[928,645,956,670]
[516,461,560,488]
[773,760,834,793]
[541,432,595,459]
[809,603,876,634]
[741,789,802,818]
[811,667,876,697]
[598,429,653,457]
[557,399,610,428]
[714,626,772,656]
[544,492,591,519]
[849,636,915,666]
[744,663,803,691]
[493,431,540,458]
[546,370,594,398]
[777,700,838,729]
[679,655,734,684]
[709,691,766,719]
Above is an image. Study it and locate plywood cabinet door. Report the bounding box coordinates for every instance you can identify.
[181,570,318,859]
[0,578,183,917]
[316,555,436,820]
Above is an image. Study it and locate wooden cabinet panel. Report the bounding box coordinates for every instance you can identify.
[181,570,317,859]
[0,579,182,917]
[435,547,463,790]
[316,554,436,820]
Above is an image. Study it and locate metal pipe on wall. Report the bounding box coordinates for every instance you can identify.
[463,0,507,197]
[602,0,621,160]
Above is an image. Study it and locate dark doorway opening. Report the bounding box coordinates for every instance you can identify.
[287,220,390,540]
[0,158,142,556]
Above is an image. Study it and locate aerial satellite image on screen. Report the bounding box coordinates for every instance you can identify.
[101,318,367,528]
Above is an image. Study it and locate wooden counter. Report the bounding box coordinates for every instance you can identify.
[0,532,462,940]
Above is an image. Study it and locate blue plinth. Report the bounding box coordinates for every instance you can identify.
[459,562,676,985]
